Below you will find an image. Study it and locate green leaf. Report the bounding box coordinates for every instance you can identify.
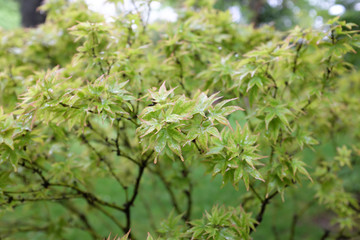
[245,165,265,182]
[148,82,176,103]
[291,158,312,181]
[146,233,154,240]
[206,126,221,139]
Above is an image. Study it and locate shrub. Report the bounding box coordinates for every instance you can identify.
[0,0,359,239]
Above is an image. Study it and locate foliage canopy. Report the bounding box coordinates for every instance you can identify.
[0,0,360,239]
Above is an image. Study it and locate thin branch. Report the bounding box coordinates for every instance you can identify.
[140,196,157,232]
[60,202,101,240]
[174,51,191,96]
[86,120,113,147]
[49,183,125,212]
[92,202,127,233]
[192,139,203,154]
[181,161,192,223]
[0,194,83,207]
[2,188,44,194]
[272,225,281,240]
[114,119,122,156]
[265,70,278,99]
[289,214,298,240]
[147,166,182,214]
[142,0,152,33]
[59,103,139,126]
[18,159,50,188]
[291,31,335,125]
[123,151,153,237]
[0,225,49,237]
[250,190,279,234]
[90,32,106,75]
[6,152,129,238]
[320,230,330,240]
[250,184,264,202]
[289,198,317,240]
[81,134,127,191]
[292,40,303,74]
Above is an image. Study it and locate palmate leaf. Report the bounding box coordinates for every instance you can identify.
[151,126,186,163]
[185,120,221,150]
[188,206,255,240]
[148,82,176,103]
[0,171,12,189]
[192,91,222,116]
[290,158,312,182]
[262,101,293,131]
[206,123,264,190]
[108,230,153,240]
[171,95,196,118]
[334,145,352,167]
[255,98,295,141]
[157,210,185,238]
[0,111,28,170]
[0,146,18,170]
[292,127,319,149]
[0,130,14,150]
[208,102,243,129]
[18,69,135,128]
[139,83,242,163]
[246,75,269,92]
[233,161,264,190]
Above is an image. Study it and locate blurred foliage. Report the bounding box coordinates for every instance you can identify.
[0,0,360,240]
[1,0,360,31]
[0,0,20,30]
[166,0,360,30]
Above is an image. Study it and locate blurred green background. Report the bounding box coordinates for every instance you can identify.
[0,0,20,30]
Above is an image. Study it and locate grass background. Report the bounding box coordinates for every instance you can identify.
[0,0,20,30]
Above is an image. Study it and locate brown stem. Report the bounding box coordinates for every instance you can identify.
[49,183,125,212]
[92,202,126,233]
[60,202,101,240]
[148,166,182,214]
[123,152,153,238]
[289,214,298,240]
[250,184,264,202]
[320,230,330,240]
[81,134,127,191]
[181,161,192,223]
[292,41,303,74]
[250,190,278,233]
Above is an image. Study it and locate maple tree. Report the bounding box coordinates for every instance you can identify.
[0,0,359,239]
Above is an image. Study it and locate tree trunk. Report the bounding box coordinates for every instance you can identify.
[20,0,46,28]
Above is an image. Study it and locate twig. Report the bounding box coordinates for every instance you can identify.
[140,196,157,232]
[123,151,153,237]
[60,202,101,240]
[292,40,303,74]
[0,194,83,207]
[181,161,192,223]
[147,166,182,214]
[320,229,330,240]
[49,183,125,212]
[250,184,264,202]
[250,191,279,233]
[92,203,126,233]
[289,214,298,240]
[81,134,127,191]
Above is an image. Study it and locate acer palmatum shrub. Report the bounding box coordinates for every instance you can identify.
[0,0,360,239]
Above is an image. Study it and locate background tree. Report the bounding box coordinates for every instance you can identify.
[20,0,46,28]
